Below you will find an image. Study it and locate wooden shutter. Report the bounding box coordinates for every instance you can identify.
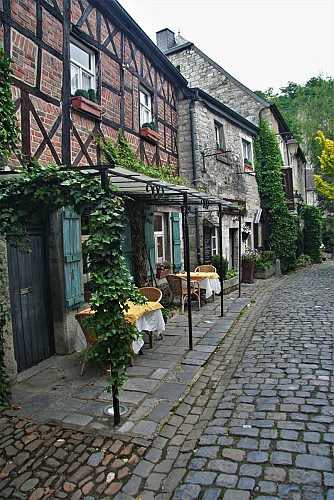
[145,210,155,276]
[172,212,182,272]
[62,208,84,308]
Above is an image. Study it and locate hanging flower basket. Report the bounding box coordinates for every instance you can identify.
[242,231,249,241]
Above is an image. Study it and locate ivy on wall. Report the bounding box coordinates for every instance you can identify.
[0,163,144,408]
[0,49,20,161]
[253,119,297,272]
[301,205,323,263]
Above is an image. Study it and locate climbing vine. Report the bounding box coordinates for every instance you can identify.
[0,49,20,161]
[300,205,323,263]
[253,118,297,272]
[0,162,144,406]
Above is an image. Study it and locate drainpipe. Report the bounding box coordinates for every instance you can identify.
[189,92,202,265]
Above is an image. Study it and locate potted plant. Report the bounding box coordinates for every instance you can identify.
[244,158,253,170]
[241,247,259,283]
[216,146,228,157]
[156,261,173,279]
[71,88,102,118]
[140,121,159,143]
[0,49,20,169]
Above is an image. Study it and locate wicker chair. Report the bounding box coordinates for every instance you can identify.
[166,275,201,314]
[138,287,163,348]
[194,265,217,301]
[194,265,217,273]
[75,310,96,376]
[75,310,134,376]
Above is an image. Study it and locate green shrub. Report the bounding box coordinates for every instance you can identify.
[87,88,97,103]
[74,89,89,99]
[301,205,322,263]
[262,250,276,264]
[212,254,228,279]
[226,268,238,279]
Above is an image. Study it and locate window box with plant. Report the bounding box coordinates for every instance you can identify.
[71,89,102,118]
[156,261,173,279]
[243,158,253,170]
[140,122,159,143]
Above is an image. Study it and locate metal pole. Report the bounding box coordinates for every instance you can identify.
[238,213,242,297]
[183,193,193,350]
[218,203,224,316]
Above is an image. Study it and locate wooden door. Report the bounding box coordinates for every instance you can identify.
[7,227,54,372]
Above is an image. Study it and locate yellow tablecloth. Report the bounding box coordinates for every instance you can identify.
[80,302,163,325]
[123,301,163,324]
[176,272,220,280]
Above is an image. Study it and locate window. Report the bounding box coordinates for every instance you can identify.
[140,89,152,126]
[242,139,253,163]
[215,122,226,150]
[70,41,95,94]
[211,227,218,255]
[154,214,165,263]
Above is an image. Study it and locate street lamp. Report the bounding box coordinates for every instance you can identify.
[287,138,298,157]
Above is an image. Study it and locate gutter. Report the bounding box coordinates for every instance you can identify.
[189,91,202,265]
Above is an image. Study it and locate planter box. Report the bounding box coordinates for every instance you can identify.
[71,96,102,118]
[254,265,275,279]
[140,126,159,143]
[242,260,255,283]
[156,269,172,279]
[244,162,253,171]
[222,275,239,295]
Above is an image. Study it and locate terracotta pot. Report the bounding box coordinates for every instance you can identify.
[156,268,172,279]
[71,96,102,118]
[140,126,159,143]
[242,259,255,283]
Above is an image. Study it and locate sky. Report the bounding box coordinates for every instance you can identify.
[119,0,334,94]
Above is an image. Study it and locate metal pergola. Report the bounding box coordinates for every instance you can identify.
[98,164,243,351]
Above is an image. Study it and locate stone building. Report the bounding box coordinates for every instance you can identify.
[156,29,306,244]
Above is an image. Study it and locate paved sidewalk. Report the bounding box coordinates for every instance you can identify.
[6,290,250,439]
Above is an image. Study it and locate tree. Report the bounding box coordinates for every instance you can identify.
[314,131,334,202]
[253,119,297,272]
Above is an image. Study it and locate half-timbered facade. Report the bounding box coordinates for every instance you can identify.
[0,0,188,378]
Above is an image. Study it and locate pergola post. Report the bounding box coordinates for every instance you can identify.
[238,212,242,297]
[218,203,224,317]
[183,192,193,351]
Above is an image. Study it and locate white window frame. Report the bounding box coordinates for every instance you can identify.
[215,121,226,150]
[154,213,165,264]
[241,138,253,164]
[70,40,96,95]
[140,88,152,126]
[211,227,218,256]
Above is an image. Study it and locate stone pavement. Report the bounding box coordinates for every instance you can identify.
[0,259,333,499]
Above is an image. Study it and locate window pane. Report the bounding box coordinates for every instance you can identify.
[82,71,92,90]
[157,236,163,258]
[71,43,90,68]
[71,64,79,94]
[154,215,163,232]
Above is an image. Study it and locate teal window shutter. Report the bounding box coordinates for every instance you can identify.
[145,210,155,276]
[172,212,182,272]
[62,208,84,309]
[122,210,134,275]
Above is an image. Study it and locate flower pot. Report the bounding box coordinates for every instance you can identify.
[242,260,255,283]
[140,126,159,143]
[71,96,102,118]
[156,268,172,279]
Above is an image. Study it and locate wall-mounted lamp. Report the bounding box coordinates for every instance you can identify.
[287,138,298,157]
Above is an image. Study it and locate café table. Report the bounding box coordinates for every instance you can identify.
[176,271,221,299]
[75,301,165,356]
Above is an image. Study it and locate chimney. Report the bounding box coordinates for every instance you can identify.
[156,29,176,52]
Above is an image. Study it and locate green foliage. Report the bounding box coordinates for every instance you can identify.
[300,205,323,263]
[211,254,228,279]
[98,130,189,185]
[225,268,237,279]
[141,121,155,130]
[314,131,334,202]
[255,250,276,271]
[87,88,97,103]
[74,89,89,99]
[322,217,334,251]
[0,49,21,159]
[0,162,144,399]
[253,119,297,272]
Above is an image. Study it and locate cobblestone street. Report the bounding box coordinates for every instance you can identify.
[0,260,333,499]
